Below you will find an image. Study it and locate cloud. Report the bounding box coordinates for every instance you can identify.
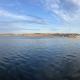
[0,8,47,27]
[26,29,41,31]
[23,29,58,31]
[49,29,58,31]
[70,0,80,6]
[0,9,47,32]
[40,0,80,22]
[27,14,44,20]
[0,21,57,31]
[0,9,26,19]
[29,29,58,30]
[0,8,47,24]
[0,19,46,32]
[0,19,46,25]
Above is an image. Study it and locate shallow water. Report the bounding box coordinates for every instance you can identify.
[0,36,80,80]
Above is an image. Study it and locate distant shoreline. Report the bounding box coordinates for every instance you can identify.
[0,33,79,37]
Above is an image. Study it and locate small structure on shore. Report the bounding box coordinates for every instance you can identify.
[68,35,80,38]
[68,23,80,38]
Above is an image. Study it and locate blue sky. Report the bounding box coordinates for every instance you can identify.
[0,0,80,33]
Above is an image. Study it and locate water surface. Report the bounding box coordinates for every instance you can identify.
[0,36,80,80]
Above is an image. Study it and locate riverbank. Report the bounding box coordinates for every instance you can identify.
[0,33,80,37]
[0,33,69,37]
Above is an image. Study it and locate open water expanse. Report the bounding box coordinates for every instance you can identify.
[0,36,80,80]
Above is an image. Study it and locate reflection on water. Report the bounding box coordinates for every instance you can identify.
[0,36,80,80]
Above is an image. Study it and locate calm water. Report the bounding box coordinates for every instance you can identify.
[0,36,80,80]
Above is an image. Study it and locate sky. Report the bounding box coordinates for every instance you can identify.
[0,0,80,33]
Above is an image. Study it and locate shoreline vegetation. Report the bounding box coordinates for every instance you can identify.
[0,33,80,37]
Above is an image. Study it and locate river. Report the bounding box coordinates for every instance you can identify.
[0,36,80,80]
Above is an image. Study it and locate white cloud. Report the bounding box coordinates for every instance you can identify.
[0,9,26,19]
[41,0,80,22]
[70,0,80,6]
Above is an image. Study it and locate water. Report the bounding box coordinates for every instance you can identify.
[0,36,80,80]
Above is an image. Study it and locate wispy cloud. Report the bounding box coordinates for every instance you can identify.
[40,0,80,22]
[26,28,58,30]
[0,8,47,24]
[0,9,26,19]
[0,19,47,32]
[27,14,44,20]
[0,19,46,25]
[0,8,47,31]
[70,0,80,6]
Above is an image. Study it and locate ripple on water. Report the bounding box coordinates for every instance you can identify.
[0,37,80,80]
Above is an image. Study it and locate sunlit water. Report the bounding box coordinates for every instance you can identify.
[0,36,80,80]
